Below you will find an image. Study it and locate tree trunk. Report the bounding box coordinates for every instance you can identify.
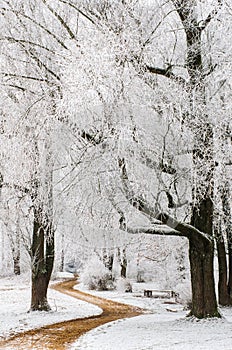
[221,181,232,298]
[102,249,114,274]
[190,195,219,317]
[159,210,219,318]
[118,248,127,278]
[13,255,20,275]
[30,136,55,311]
[120,255,127,278]
[31,270,50,311]
[187,98,219,317]
[59,231,65,272]
[189,236,219,318]
[175,1,219,317]
[30,209,54,311]
[13,223,21,275]
[214,210,231,306]
[228,245,232,299]
[216,236,231,305]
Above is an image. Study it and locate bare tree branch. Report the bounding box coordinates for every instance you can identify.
[41,0,78,41]
[1,7,68,49]
[118,157,159,218]
[157,212,212,242]
[0,37,56,54]
[1,73,50,83]
[107,193,127,230]
[58,0,96,25]
[140,150,177,175]
[199,0,223,30]
[145,64,186,85]
[3,182,30,195]
[125,224,182,237]
[26,48,61,81]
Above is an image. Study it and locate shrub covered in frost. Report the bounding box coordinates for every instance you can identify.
[116,277,132,292]
[80,257,115,291]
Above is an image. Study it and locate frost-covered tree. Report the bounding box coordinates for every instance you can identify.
[1,0,231,319]
[58,0,232,318]
[0,0,79,310]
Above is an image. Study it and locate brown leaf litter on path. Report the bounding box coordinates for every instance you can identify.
[0,278,145,350]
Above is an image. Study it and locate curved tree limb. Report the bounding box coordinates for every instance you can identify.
[198,0,223,30]
[118,157,159,219]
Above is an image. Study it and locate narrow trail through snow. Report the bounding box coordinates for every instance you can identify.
[0,278,144,350]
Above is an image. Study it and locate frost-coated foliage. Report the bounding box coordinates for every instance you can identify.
[116,277,132,292]
[0,0,231,317]
[80,257,115,291]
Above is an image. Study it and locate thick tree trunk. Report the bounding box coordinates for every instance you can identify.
[30,210,54,311]
[175,1,219,317]
[189,237,219,318]
[190,195,219,317]
[31,271,50,311]
[30,137,55,311]
[159,210,219,318]
[228,246,232,298]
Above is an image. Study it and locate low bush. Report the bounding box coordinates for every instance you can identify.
[80,257,115,291]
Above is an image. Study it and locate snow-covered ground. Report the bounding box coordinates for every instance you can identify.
[70,283,232,350]
[1,275,232,350]
[0,273,101,340]
[71,313,232,350]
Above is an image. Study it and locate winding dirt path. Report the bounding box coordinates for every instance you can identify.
[0,279,144,350]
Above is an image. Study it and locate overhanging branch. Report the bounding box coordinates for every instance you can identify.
[125,224,183,237]
[157,212,212,242]
[145,64,186,85]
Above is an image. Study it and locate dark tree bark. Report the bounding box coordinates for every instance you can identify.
[121,252,127,278]
[59,231,65,272]
[221,181,232,299]
[102,248,114,275]
[31,207,54,311]
[161,213,220,318]
[189,130,218,317]
[8,224,21,276]
[188,236,218,317]
[179,1,219,318]
[118,248,127,278]
[13,254,20,275]
[215,224,231,306]
[13,217,21,275]
[30,140,54,312]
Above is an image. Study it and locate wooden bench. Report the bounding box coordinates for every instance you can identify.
[144,289,179,300]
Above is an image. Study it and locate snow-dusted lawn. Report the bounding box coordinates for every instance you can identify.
[71,283,232,350]
[0,273,101,340]
[71,314,232,350]
[1,275,232,350]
